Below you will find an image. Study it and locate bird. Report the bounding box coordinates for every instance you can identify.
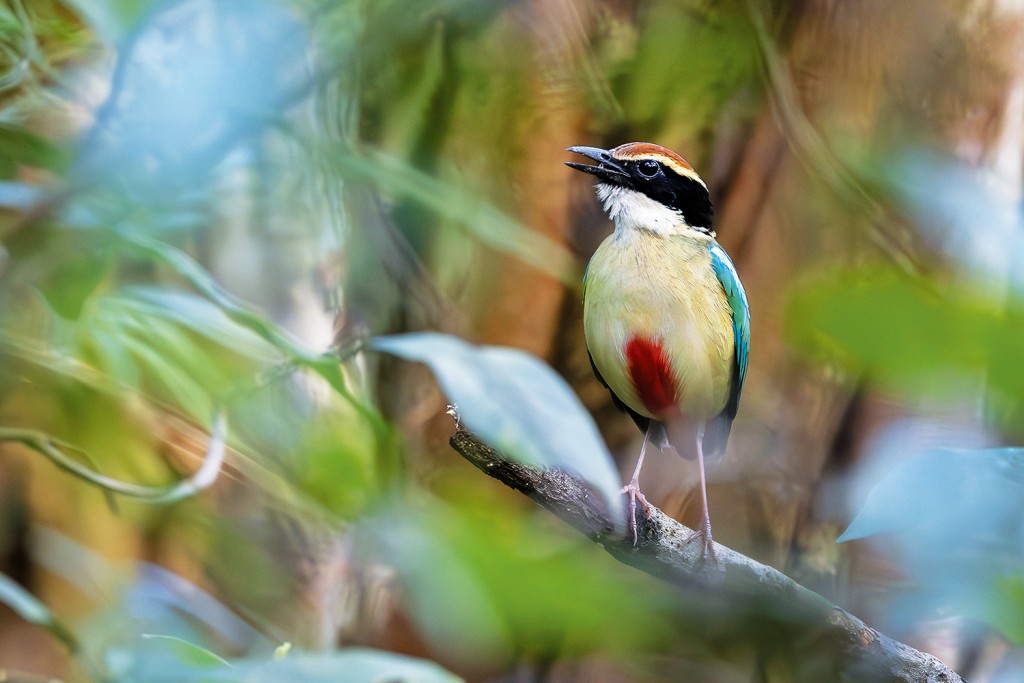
[565,142,750,559]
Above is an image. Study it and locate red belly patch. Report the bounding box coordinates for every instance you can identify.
[625,337,677,417]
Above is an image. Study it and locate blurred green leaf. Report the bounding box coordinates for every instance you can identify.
[377,506,510,663]
[786,266,1024,425]
[119,234,365,409]
[372,332,624,523]
[221,371,390,519]
[37,249,112,320]
[993,575,1024,644]
[290,411,378,517]
[120,287,283,364]
[614,2,761,136]
[2,223,113,322]
[139,634,232,669]
[71,288,277,420]
[0,124,68,177]
[115,327,217,419]
[787,268,980,380]
[373,494,677,667]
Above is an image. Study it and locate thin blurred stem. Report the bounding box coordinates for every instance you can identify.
[0,0,36,92]
[743,0,922,274]
[276,126,580,286]
[0,411,226,504]
[0,571,80,654]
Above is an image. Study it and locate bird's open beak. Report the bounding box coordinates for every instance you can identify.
[565,146,629,183]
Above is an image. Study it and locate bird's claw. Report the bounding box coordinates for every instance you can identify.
[620,482,652,546]
[684,518,719,568]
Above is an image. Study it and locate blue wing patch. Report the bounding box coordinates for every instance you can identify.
[704,242,750,459]
[709,242,750,416]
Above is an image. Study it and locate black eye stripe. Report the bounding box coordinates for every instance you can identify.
[626,166,713,230]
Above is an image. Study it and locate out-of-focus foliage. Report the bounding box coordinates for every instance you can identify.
[3,0,1023,680]
[2,0,780,680]
[786,265,1024,422]
[113,643,463,683]
[370,492,680,667]
[29,528,458,682]
[610,0,762,139]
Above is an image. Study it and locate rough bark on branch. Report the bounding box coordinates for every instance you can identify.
[449,429,964,683]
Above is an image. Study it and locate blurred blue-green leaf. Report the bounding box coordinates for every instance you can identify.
[33,529,269,658]
[0,180,44,208]
[109,638,462,683]
[74,0,308,199]
[840,443,1024,642]
[227,649,462,683]
[894,151,1024,294]
[372,332,624,522]
[840,447,1024,543]
[0,571,58,630]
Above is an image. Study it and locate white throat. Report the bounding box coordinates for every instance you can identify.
[596,184,690,236]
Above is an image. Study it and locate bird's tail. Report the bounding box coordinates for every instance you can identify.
[701,413,734,462]
[648,420,671,451]
[658,414,733,462]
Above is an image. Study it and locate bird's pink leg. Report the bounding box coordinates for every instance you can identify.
[622,423,655,545]
[684,430,717,563]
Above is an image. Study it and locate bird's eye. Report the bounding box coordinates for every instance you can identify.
[637,160,661,178]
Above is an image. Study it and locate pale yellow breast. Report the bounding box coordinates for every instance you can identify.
[583,229,734,421]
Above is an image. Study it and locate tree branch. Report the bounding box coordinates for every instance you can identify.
[449,429,964,683]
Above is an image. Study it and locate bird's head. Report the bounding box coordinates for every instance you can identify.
[566,142,713,236]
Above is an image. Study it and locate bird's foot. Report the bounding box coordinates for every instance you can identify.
[620,481,653,546]
[684,517,718,568]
